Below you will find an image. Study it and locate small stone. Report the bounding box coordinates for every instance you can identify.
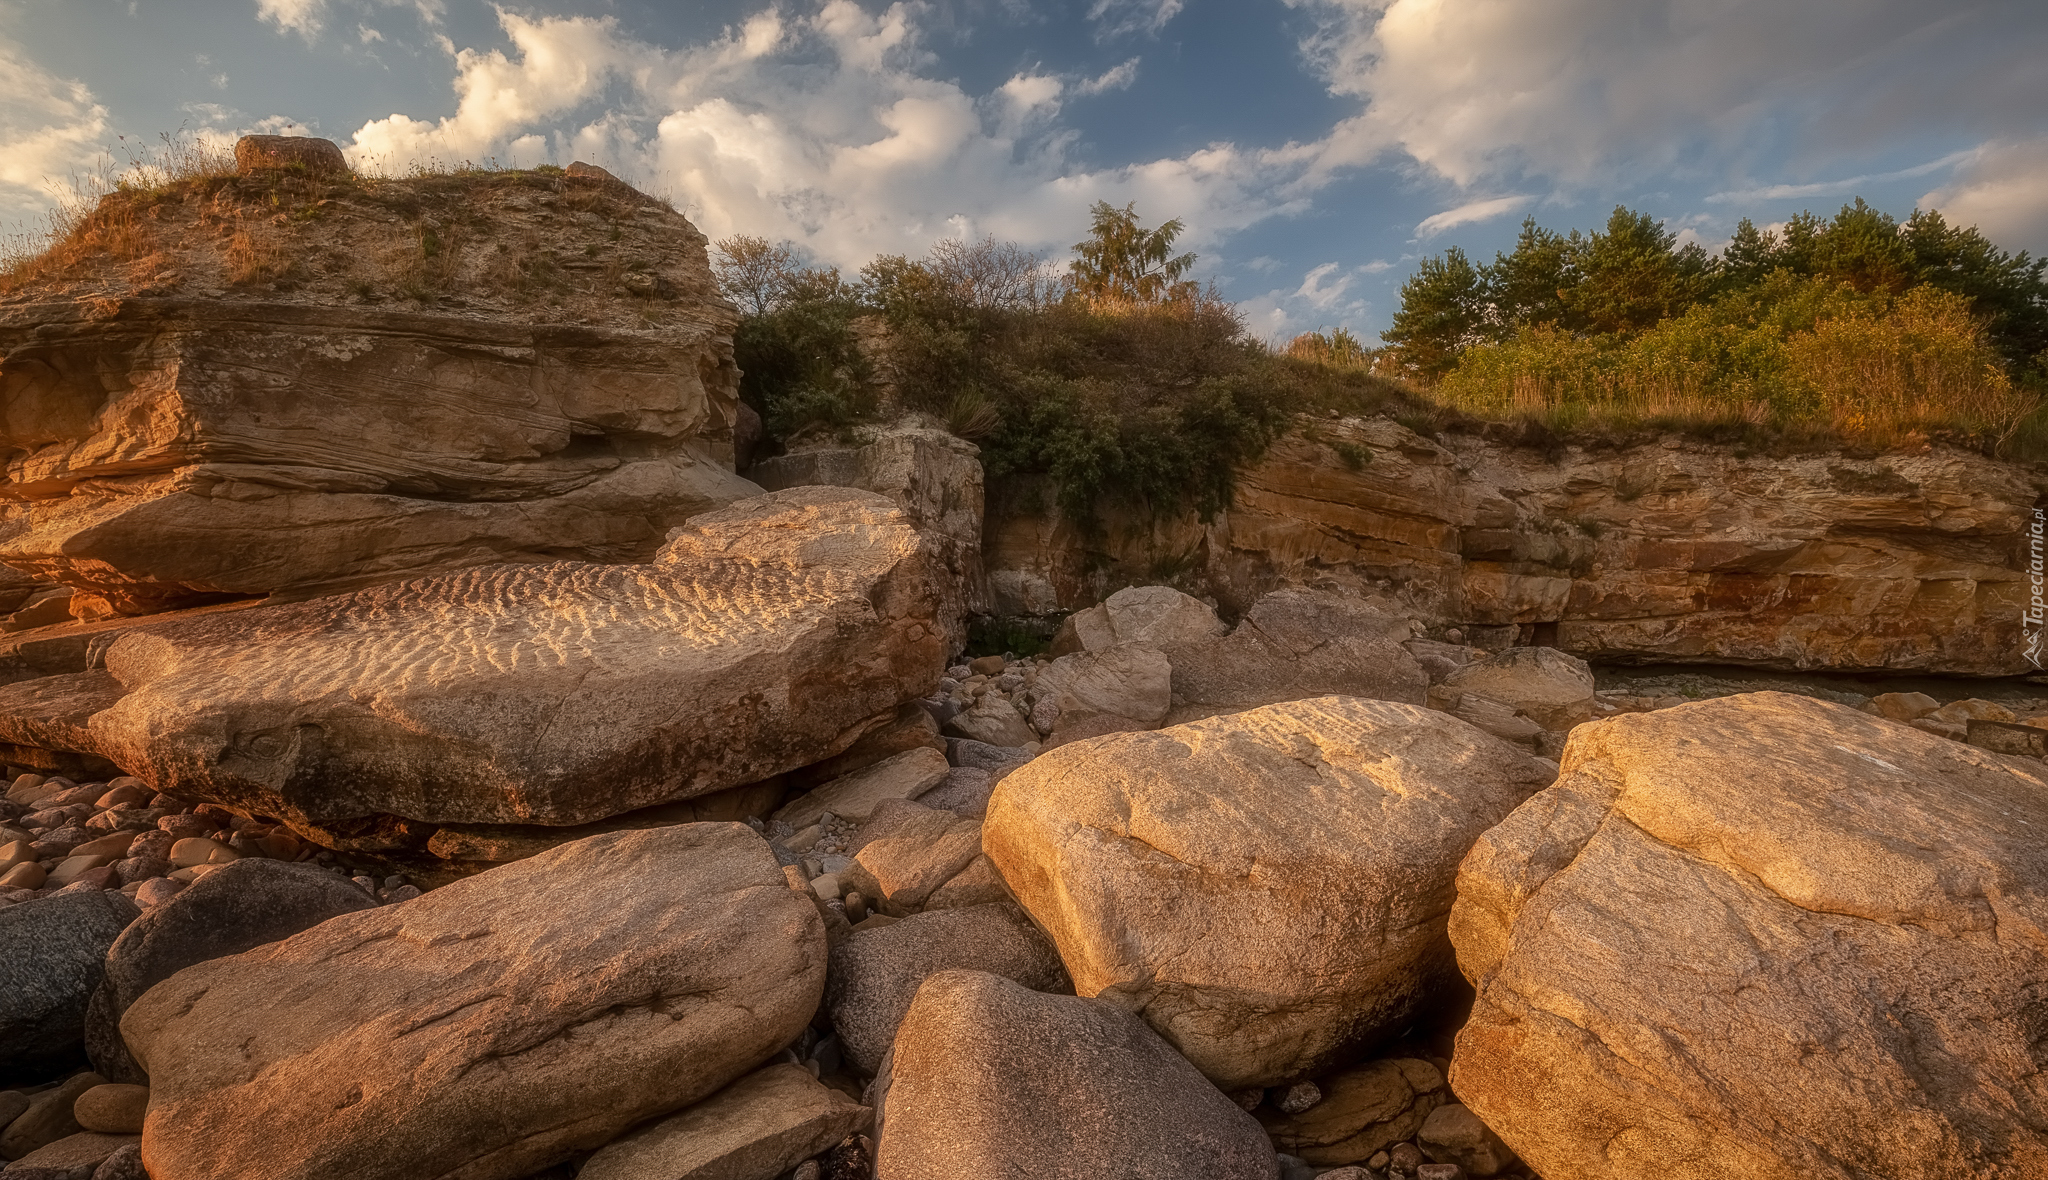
[1368,1151,1391,1170]
[1415,1165,1464,1180]
[125,831,171,862]
[946,664,973,680]
[168,837,238,869]
[1,838,32,872]
[49,856,117,889]
[134,878,184,907]
[0,860,45,888]
[1316,1169,1372,1180]
[843,890,869,923]
[94,785,151,810]
[969,655,1007,676]
[73,1084,149,1134]
[1277,1152,1319,1180]
[114,856,170,887]
[1390,1142,1425,1172]
[811,873,842,901]
[156,814,216,841]
[31,825,91,859]
[1277,1080,1323,1114]
[72,832,138,859]
[382,884,421,903]
[792,1161,821,1180]
[350,875,378,894]
[382,874,408,890]
[0,1071,105,1158]
[92,1141,148,1180]
[1417,1104,1516,1177]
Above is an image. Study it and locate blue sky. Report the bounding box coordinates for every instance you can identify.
[3,0,2045,340]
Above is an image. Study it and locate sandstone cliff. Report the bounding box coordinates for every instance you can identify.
[0,151,753,618]
[987,419,2045,675]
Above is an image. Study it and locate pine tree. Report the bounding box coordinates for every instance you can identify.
[1067,201,1197,304]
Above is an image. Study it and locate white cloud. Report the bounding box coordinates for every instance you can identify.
[0,36,110,220]
[1295,261,1352,308]
[257,0,326,36]
[1705,149,1976,205]
[346,5,1312,269]
[1291,0,2048,195]
[1076,57,1140,96]
[1922,138,2048,254]
[257,0,443,39]
[1087,0,1184,39]
[1414,194,1531,238]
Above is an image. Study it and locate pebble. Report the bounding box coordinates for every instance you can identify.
[792,1162,821,1180]
[1390,1143,1425,1172]
[382,884,421,903]
[95,785,151,809]
[72,832,137,859]
[156,814,216,841]
[1415,1165,1465,1180]
[1,839,32,871]
[48,854,116,889]
[1275,1080,1322,1114]
[1368,1150,1391,1171]
[72,1084,149,1134]
[0,861,46,889]
[350,875,378,895]
[811,873,842,901]
[168,837,238,869]
[843,890,868,923]
[134,878,185,907]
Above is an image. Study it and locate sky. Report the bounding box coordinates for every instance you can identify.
[2,0,2045,341]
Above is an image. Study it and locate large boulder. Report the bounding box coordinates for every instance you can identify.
[984,696,1552,1089]
[1027,642,1171,746]
[0,487,945,844]
[1438,646,1595,732]
[1050,585,1228,655]
[825,902,1069,1075]
[1451,692,2048,1179]
[871,969,1277,1179]
[85,859,378,1083]
[123,824,825,1180]
[578,1062,869,1180]
[1162,589,1428,723]
[0,166,747,616]
[0,892,137,1084]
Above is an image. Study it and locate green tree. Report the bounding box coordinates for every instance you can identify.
[1381,246,1485,380]
[1561,207,1716,335]
[1809,198,1917,294]
[1068,201,1197,303]
[1484,217,1576,334]
[1903,208,2048,370]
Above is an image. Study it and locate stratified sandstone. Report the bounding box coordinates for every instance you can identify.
[984,697,1554,1089]
[0,487,946,843]
[125,824,824,1180]
[0,150,751,614]
[987,419,2043,674]
[1451,692,2048,1180]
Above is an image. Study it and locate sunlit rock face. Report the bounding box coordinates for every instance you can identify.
[986,420,2044,675]
[0,160,752,615]
[1452,692,2048,1180]
[0,487,949,846]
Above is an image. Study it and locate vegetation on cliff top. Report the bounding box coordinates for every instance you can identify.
[1383,201,2048,454]
[718,204,1418,528]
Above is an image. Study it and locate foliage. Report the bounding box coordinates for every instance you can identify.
[1066,201,1198,304]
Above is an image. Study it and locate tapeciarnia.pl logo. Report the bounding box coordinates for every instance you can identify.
[2029,507,2046,669]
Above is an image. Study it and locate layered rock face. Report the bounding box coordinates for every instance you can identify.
[0,151,751,616]
[988,419,2043,674]
[748,424,986,649]
[0,487,947,845]
[984,696,1554,1089]
[1452,692,2048,1179]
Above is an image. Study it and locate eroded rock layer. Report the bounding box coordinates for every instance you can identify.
[988,421,2044,674]
[0,487,947,843]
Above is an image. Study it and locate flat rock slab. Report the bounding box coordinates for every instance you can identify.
[124,823,825,1180]
[579,1063,869,1180]
[873,970,1277,1180]
[985,696,1553,1089]
[1451,692,2048,1180]
[18,487,943,840]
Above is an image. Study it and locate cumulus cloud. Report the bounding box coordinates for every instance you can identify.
[1922,138,2048,254]
[346,4,1311,269]
[257,0,442,39]
[1291,0,2048,194]
[1415,194,1531,237]
[0,36,110,220]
